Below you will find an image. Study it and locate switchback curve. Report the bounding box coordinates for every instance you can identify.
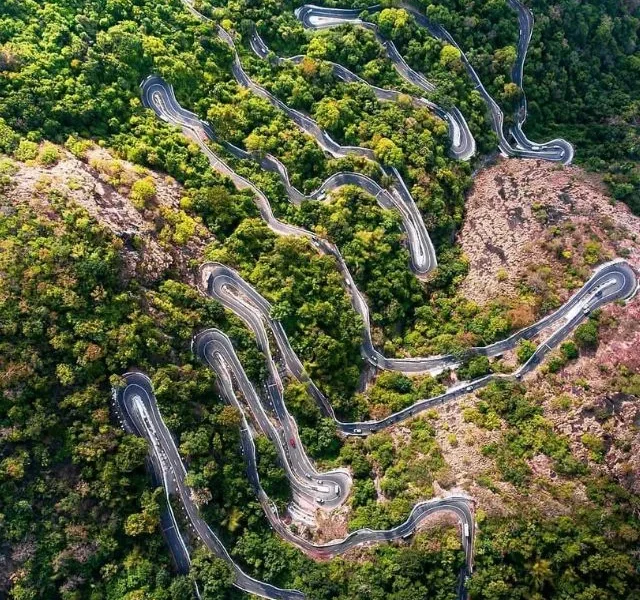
[199,260,637,436]
[141,75,436,277]
[114,370,476,600]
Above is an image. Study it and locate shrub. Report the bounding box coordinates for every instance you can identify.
[516,339,536,364]
[0,157,17,187]
[547,354,567,373]
[457,355,491,380]
[0,118,19,154]
[14,140,39,161]
[583,240,602,265]
[38,142,60,166]
[130,176,157,209]
[581,433,605,462]
[560,341,579,361]
[65,135,93,158]
[574,320,599,350]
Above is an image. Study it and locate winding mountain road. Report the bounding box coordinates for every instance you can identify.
[111,1,639,599]
[114,372,304,600]
[135,68,476,598]
[214,26,439,274]
[141,75,436,276]
[115,253,636,599]
[199,260,637,436]
[132,75,637,596]
[114,368,476,599]
[248,28,476,161]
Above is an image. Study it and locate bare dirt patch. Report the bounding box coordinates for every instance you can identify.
[432,401,502,492]
[453,158,640,499]
[312,503,350,542]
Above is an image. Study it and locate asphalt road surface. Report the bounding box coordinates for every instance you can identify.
[114,372,305,600]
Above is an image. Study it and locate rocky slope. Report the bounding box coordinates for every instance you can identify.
[435,157,640,510]
[0,143,209,285]
[458,158,639,311]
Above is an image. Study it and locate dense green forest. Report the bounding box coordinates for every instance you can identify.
[1,0,639,598]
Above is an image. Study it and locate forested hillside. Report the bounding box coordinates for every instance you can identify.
[330,0,640,210]
[1,0,639,599]
[416,0,640,211]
